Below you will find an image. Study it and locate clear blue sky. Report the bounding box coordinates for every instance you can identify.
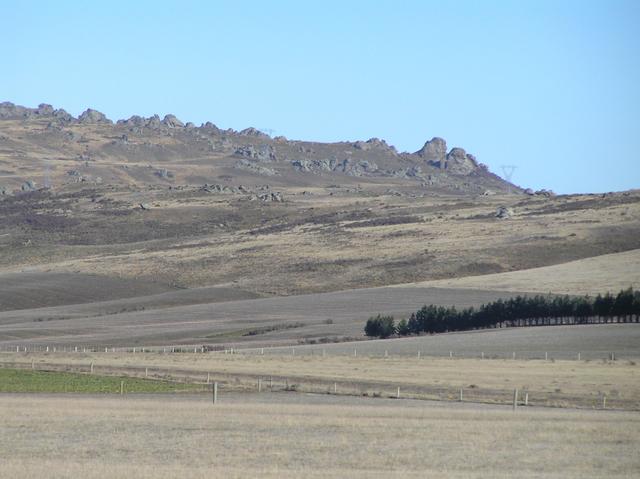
[2,0,639,193]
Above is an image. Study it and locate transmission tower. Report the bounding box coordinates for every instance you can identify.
[500,165,517,194]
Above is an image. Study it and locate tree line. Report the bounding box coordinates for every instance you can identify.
[364,288,640,338]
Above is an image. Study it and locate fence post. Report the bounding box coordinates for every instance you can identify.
[396,387,400,399]
[258,378,262,393]
[481,352,484,360]
[261,348,264,355]
[353,349,357,357]
[212,382,218,404]
[577,352,581,361]
[207,372,210,384]
[513,389,518,411]
[459,388,463,401]
[31,360,34,370]
[512,352,516,360]
[90,362,94,374]
[417,351,421,359]
[449,351,453,358]
[270,376,273,391]
[145,367,148,378]
[602,394,607,409]
[120,381,124,395]
[545,352,548,361]
[524,392,529,406]
[334,382,337,394]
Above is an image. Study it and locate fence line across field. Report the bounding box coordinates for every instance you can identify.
[0,359,634,412]
[0,344,632,362]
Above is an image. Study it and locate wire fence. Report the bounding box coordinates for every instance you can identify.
[0,358,637,412]
[0,343,632,362]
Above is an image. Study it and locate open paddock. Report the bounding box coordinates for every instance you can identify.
[3,341,639,410]
[0,393,638,478]
[262,324,640,360]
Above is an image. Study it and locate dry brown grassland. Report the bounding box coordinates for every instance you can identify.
[6,351,639,409]
[0,394,638,478]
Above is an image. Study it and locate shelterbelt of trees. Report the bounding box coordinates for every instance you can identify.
[364,288,640,339]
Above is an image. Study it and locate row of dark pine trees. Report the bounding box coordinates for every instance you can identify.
[365,288,640,338]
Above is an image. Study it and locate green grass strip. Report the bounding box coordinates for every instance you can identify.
[0,368,205,394]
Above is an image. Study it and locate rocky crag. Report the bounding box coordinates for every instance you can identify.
[0,101,520,195]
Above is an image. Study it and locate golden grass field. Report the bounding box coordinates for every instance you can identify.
[6,346,639,409]
[1,393,638,478]
[410,249,640,295]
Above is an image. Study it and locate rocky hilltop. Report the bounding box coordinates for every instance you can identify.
[0,101,637,306]
[0,101,517,195]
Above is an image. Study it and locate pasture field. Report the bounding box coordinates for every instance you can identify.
[4,334,639,409]
[265,323,640,360]
[0,393,638,478]
[0,368,203,394]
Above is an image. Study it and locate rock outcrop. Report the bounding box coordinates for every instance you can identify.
[495,206,514,219]
[415,138,478,174]
[445,148,478,174]
[292,157,378,176]
[234,144,277,162]
[415,137,447,168]
[0,101,519,193]
[162,114,184,128]
[239,127,270,138]
[21,180,37,191]
[78,109,111,124]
